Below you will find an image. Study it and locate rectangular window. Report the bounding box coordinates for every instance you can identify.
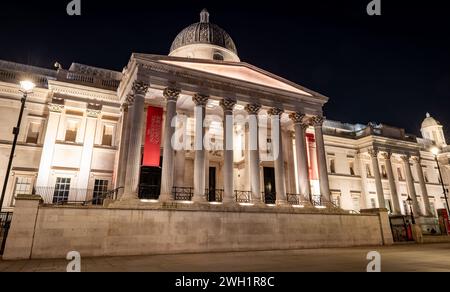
[53,177,71,204]
[385,199,392,213]
[403,200,409,215]
[349,161,355,176]
[12,176,33,206]
[370,198,377,208]
[397,167,404,181]
[366,164,372,178]
[352,197,360,211]
[266,138,272,155]
[330,159,336,174]
[26,122,41,144]
[424,170,429,183]
[65,120,79,143]
[92,179,108,205]
[101,125,114,146]
[381,165,388,179]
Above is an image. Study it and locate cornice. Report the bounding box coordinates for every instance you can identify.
[48,80,119,103]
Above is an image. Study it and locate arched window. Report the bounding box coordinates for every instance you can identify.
[213,52,224,61]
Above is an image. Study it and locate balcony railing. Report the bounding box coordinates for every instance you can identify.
[172,187,194,201]
[235,190,252,203]
[139,185,160,200]
[263,192,276,205]
[311,194,339,208]
[35,186,122,206]
[206,188,223,203]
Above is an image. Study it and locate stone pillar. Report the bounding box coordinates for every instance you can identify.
[77,107,100,192]
[381,152,401,214]
[268,107,287,205]
[413,157,433,216]
[192,93,209,202]
[36,103,64,188]
[220,99,236,204]
[122,81,148,200]
[245,104,263,204]
[289,112,311,200]
[401,155,422,216]
[115,102,131,191]
[311,116,330,201]
[369,148,386,209]
[159,88,180,202]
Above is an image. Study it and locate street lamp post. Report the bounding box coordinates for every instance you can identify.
[406,195,416,224]
[431,147,450,217]
[0,81,36,211]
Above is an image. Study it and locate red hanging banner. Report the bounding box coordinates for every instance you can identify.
[143,106,163,167]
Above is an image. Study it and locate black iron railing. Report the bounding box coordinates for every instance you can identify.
[35,186,123,206]
[286,193,312,206]
[263,192,276,205]
[0,212,13,255]
[206,188,223,202]
[172,187,194,201]
[235,190,252,203]
[311,195,339,208]
[139,185,160,200]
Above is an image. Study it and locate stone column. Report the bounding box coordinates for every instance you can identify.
[245,104,263,204]
[413,156,433,216]
[369,148,386,209]
[122,81,148,200]
[220,98,236,204]
[311,116,330,201]
[289,112,311,200]
[401,155,422,216]
[192,93,209,202]
[381,152,401,214]
[36,103,64,188]
[268,107,287,205]
[77,107,100,191]
[116,102,131,190]
[159,88,180,202]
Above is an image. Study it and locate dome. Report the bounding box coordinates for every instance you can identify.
[169,9,239,62]
[421,112,441,129]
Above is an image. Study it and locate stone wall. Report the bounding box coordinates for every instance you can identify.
[3,197,392,259]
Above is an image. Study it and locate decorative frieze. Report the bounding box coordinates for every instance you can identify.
[48,103,64,113]
[368,148,379,158]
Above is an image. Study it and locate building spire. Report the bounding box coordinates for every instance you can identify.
[200,8,209,23]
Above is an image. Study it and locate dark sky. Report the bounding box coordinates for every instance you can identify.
[0,0,449,138]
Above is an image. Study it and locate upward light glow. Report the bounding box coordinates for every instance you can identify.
[431,147,440,156]
[20,80,36,92]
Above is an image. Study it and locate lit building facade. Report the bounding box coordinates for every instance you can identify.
[0,9,448,225]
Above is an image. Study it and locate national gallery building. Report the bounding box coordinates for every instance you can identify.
[0,9,449,245]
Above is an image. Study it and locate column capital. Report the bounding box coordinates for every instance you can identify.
[368,148,379,158]
[268,107,284,117]
[126,93,135,106]
[132,81,149,96]
[244,103,261,115]
[289,112,305,124]
[192,93,209,106]
[163,87,181,102]
[120,102,129,113]
[310,116,324,127]
[380,151,392,160]
[400,154,411,162]
[220,98,236,112]
[411,156,421,164]
[48,103,64,113]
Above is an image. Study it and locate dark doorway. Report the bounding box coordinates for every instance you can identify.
[208,167,217,201]
[139,157,162,200]
[263,167,276,204]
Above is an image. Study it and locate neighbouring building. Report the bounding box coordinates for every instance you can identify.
[0,9,449,230]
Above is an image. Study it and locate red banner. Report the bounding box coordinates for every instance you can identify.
[143,106,163,167]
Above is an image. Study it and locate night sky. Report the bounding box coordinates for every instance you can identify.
[0,0,449,138]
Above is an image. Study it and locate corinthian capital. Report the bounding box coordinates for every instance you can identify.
[126,93,135,106]
[163,88,180,102]
[380,151,392,160]
[244,103,261,115]
[310,116,324,127]
[192,93,209,106]
[400,154,411,163]
[368,148,379,158]
[268,107,284,117]
[289,112,306,124]
[411,156,421,164]
[220,98,236,112]
[132,81,149,95]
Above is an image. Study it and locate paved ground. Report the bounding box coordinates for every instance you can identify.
[1,243,450,272]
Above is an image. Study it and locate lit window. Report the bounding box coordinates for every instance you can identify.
[381,165,387,179]
[102,125,114,146]
[424,170,429,183]
[26,122,41,144]
[397,168,404,181]
[65,120,79,143]
[352,197,360,211]
[92,179,108,205]
[12,176,33,206]
[370,198,377,208]
[349,161,355,176]
[213,52,224,61]
[53,177,71,204]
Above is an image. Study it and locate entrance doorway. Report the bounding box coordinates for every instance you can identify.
[208,167,217,201]
[139,157,162,200]
[263,167,276,204]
